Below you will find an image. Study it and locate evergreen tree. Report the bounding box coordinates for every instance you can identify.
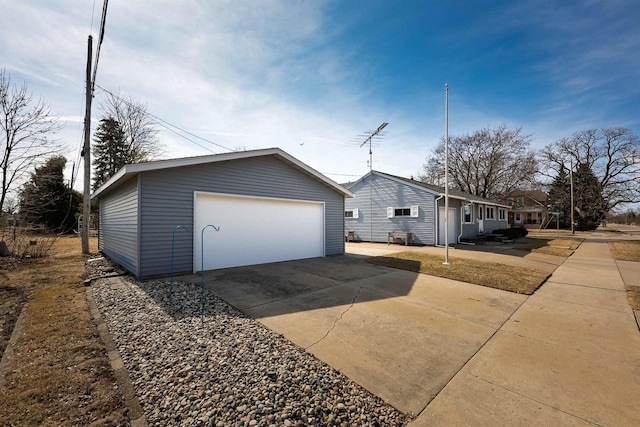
[547,167,571,228]
[92,117,126,190]
[19,156,81,232]
[573,163,606,230]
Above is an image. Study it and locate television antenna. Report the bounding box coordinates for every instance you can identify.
[357,122,388,173]
[354,122,388,243]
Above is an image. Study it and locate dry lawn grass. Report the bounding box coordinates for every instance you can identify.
[0,236,127,426]
[625,286,640,311]
[608,241,640,310]
[513,237,583,257]
[608,240,640,262]
[367,251,549,294]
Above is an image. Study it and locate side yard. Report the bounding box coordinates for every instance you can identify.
[0,236,128,426]
[367,251,548,294]
[363,236,582,296]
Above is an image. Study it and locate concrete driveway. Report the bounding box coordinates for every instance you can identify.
[182,254,527,416]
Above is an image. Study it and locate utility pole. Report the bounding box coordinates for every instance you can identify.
[82,35,93,255]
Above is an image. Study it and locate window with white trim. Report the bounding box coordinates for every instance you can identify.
[498,208,506,221]
[486,206,495,220]
[387,205,419,218]
[345,208,358,219]
[463,204,473,223]
[478,205,483,220]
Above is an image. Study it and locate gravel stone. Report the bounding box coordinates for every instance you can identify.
[91,275,411,426]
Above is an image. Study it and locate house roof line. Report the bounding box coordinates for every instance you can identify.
[91,147,354,199]
[359,170,510,208]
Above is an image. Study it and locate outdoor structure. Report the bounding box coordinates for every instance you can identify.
[344,171,508,245]
[500,189,549,229]
[91,148,353,278]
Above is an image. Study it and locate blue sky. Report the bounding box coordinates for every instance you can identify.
[1,0,639,191]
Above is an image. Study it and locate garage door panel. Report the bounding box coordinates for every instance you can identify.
[194,193,324,271]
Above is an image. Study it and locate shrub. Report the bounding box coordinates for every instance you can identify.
[492,228,528,239]
[0,227,57,258]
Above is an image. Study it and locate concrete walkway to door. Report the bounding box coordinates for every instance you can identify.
[413,236,640,425]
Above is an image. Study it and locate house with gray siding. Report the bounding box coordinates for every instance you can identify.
[92,148,353,278]
[344,171,508,245]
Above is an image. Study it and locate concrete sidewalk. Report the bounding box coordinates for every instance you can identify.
[413,239,640,425]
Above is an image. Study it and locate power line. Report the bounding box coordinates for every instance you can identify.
[321,172,361,177]
[94,84,235,153]
[91,0,109,95]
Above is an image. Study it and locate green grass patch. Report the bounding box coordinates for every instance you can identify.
[367,251,549,295]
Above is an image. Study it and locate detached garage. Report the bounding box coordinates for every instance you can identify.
[91,148,353,278]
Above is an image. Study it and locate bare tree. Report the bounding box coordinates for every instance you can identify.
[0,69,63,214]
[419,124,537,199]
[539,128,640,211]
[100,91,163,165]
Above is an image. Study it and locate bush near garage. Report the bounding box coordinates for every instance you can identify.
[492,228,528,239]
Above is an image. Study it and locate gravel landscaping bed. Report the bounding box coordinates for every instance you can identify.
[91,276,410,426]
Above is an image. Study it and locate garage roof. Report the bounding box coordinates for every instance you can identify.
[92,147,354,199]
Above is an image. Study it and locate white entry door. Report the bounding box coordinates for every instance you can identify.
[477,204,485,233]
[194,192,325,271]
[438,207,457,245]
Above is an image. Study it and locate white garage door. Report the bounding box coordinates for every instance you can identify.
[194,192,325,271]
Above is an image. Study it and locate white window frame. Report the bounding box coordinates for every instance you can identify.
[387,205,419,218]
[478,204,484,220]
[462,204,473,224]
[486,206,495,220]
[498,208,506,221]
[345,208,358,219]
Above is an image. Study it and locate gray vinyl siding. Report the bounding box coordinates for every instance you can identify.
[484,218,508,234]
[345,174,436,245]
[98,177,139,276]
[461,223,477,239]
[138,155,344,278]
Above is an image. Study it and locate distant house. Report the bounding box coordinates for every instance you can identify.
[344,171,509,245]
[500,190,548,229]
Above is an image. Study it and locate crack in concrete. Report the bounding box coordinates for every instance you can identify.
[305,286,363,350]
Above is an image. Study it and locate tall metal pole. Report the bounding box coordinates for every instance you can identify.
[570,161,575,234]
[443,83,450,265]
[82,35,93,255]
[369,143,373,243]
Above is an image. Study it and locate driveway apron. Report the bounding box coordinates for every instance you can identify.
[188,255,526,416]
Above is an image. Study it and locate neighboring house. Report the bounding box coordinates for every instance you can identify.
[91,148,353,278]
[500,189,548,229]
[344,171,509,245]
